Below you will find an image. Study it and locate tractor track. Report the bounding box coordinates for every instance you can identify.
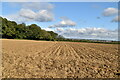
[2,39,119,78]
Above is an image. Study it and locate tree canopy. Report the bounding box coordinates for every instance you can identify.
[0,17,64,41]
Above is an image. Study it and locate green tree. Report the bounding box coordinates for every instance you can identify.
[1,16,60,41]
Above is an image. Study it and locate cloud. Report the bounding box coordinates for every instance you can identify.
[2,0,119,2]
[22,2,54,11]
[111,16,120,22]
[1,0,41,2]
[103,8,118,16]
[55,27,118,40]
[49,17,76,28]
[4,14,33,23]
[42,28,54,31]
[4,2,54,23]
[7,2,54,11]
[19,8,54,22]
[19,9,36,19]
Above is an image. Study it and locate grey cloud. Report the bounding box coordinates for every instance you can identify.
[111,16,120,22]
[103,8,118,16]
[2,0,41,2]
[22,2,54,11]
[5,2,54,23]
[19,9,36,19]
[55,27,118,40]
[19,9,54,22]
[2,0,119,2]
[4,14,32,23]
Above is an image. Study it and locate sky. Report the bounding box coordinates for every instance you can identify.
[1,2,119,41]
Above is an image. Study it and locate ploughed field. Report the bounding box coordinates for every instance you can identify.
[2,39,119,78]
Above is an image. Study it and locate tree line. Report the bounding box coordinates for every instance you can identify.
[0,17,64,41]
[0,17,119,44]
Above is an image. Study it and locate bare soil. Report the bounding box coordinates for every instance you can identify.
[1,39,119,78]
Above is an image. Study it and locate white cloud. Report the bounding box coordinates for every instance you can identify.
[1,0,41,2]
[112,16,120,22]
[4,14,32,23]
[19,8,54,22]
[4,2,54,23]
[49,17,76,28]
[103,8,118,16]
[1,0,119,2]
[19,9,36,19]
[22,2,54,11]
[42,28,54,31]
[55,27,118,40]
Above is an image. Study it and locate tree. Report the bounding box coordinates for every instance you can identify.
[48,31,58,40]
[1,16,59,41]
[56,35,65,41]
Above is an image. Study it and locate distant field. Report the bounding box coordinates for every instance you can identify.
[2,39,119,78]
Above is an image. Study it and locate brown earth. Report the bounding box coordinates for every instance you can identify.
[1,39,119,78]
